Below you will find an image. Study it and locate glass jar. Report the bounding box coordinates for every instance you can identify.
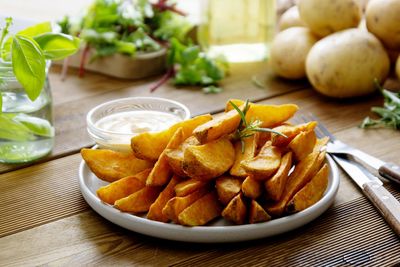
[197,0,276,63]
[0,62,54,163]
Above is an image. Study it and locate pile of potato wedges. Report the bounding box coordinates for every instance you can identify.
[81,99,329,226]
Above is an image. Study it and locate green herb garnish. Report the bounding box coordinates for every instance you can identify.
[361,81,400,130]
[229,100,287,153]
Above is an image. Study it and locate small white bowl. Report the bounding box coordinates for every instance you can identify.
[86,97,190,151]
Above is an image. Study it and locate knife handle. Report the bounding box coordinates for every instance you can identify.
[379,163,400,185]
[363,181,400,236]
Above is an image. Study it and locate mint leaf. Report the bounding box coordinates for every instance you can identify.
[18,21,52,37]
[12,35,46,101]
[0,113,36,141]
[34,32,80,60]
[12,114,54,137]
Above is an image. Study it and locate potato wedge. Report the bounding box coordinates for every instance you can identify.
[193,107,243,144]
[230,135,258,177]
[271,121,317,147]
[183,137,235,180]
[242,176,263,199]
[225,99,299,128]
[81,148,154,182]
[165,136,199,177]
[241,141,281,180]
[147,175,182,222]
[222,193,247,224]
[175,178,207,197]
[249,200,271,224]
[146,128,185,186]
[314,137,329,152]
[131,114,212,161]
[286,164,329,213]
[178,191,222,226]
[162,188,208,222]
[265,152,293,201]
[216,176,242,205]
[288,130,316,161]
[265,148,324,217]
[114,186,161,213]
[96,168,151,205]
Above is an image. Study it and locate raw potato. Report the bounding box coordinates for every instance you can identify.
[366,0,400,50]
[222,193,247,224]
[183,137,235,179]
[270,27,319,79]
[96,168,151,205]
[81,148,153,182]
[286,164,329,213]
[279,6,306,31]
[265,152,293,201]
[306,29,390,98]
[249,200,271,224]
[165,136,199,177]
[131,114,212,161]
[215,176,242,205]
[298,0,362,37]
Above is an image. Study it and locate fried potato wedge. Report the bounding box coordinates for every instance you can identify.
[242,176,263,199]
[249,200,271,224]
[175,178,207,197]
[314,137,329,152]
[131,114,212,161]
[183,137,235,179]
[225,99,299,128]
[216,176,242,205]
[271,121,317,147]
[178,191,222,226]
[193,107,243,144]
[265,149,323,217]
[114,186,161,213]
[162,188,208,223]
[265,152,293,201]
[222,193,247,224]
[147,175,182,222]
[230,135,258,177]
[81,148,154,182]
[289,130,316,162]
[146,128,184,186]
[165,136,200,177]
[286,164,329,213]
[96,168,151,205]
[241,141,281,180]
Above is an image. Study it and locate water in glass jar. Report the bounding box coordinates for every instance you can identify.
[198,0,276,63]
[0,78,54,163]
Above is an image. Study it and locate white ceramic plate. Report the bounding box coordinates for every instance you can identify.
[78,155,339,243]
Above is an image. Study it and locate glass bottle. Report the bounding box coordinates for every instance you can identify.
[0,61,54,163]
[198,0,276,63]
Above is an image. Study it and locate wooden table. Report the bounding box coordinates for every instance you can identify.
[1,3,400,266]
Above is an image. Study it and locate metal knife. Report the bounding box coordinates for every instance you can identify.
[333,155,400,236]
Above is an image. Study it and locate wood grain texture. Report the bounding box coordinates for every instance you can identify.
[0,189,399,266]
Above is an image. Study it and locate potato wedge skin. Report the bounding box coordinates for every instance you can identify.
[114,186,161,213]
[131,114,212,161]
[81,148,153,182]
[286,164,329,213]
[193,108,242,144]
[96,168,151,205]
[265,152,293,201]
[249,200,271,224]
[241,141,282,180]
[183,137,235,180]
[230,135,257,177]
[216,176,242,205]
[178,191,222,226]
[165,136,200,177]
[242,176,263,199]
[222,193,247,224]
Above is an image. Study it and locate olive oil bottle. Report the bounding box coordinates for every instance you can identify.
[198,0,276,63]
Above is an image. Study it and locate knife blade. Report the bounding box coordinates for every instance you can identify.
[332,155,400,236]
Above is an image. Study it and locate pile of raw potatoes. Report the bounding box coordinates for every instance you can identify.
[271,0,400,98]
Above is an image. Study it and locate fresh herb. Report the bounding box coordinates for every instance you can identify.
[230,100,287,153]
[0,18,80,103]
[361,81,400,130]
[203,85,223,94]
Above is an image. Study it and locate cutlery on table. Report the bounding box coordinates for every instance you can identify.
[304,114,400,185]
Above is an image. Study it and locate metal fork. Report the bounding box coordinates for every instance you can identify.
[300,113,400,185]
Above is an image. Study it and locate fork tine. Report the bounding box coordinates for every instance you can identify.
[307,113,336,141]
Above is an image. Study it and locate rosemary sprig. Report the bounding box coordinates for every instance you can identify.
[229,100,287,153]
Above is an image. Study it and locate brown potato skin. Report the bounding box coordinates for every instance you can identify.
[222,193,247,224]
[249,200,271,224]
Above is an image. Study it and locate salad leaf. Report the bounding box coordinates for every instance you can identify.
[12,35,46,101]
[34,32,81,60]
